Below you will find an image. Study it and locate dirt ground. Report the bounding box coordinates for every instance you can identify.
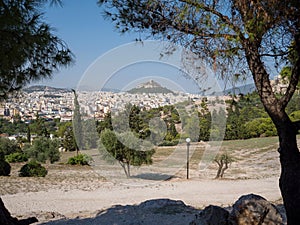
[1,138,285,224]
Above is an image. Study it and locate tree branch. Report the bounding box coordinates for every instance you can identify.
[279,43,300,109]
[178,0,243,39]
[259,51,290,57]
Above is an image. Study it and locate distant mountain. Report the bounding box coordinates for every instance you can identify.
[100,87,121,93]
[23,85,71,93]
[127,80,174,94]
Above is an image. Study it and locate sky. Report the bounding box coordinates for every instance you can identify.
[31,0,255,94]
[33,0,137,88]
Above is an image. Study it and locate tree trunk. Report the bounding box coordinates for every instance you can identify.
[119,161,130,178]
[215,160,223,179]
[277,122,300,225]
[127,162,131,178]
[243,37,300,224]
[220,161,229,178]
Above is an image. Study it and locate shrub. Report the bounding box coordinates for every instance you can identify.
[0,137,21,156]
[19,161,47,177]
[67,154,92,166]
[5,152,28,163]
[0,160,11,176]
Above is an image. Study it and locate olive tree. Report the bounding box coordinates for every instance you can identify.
[99,129,155,178]
[99,0,300,223]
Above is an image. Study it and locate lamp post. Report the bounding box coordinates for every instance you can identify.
[186,137,191,179]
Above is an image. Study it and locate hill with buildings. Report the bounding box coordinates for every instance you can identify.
[23,85,71,93]
[127,80,174,94]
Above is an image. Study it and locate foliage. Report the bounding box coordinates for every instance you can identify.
[19,160,47,177]
[0,137,21,156]
[72,90,83,151]
[82,119,98,149]
[244,118,277,138]
[5,152,28,163]
[223,93,275,140]
[99,129,155,177]
[0,0,74,99]
[0,160,11,176]
[0,152,11,176]
[29,115,50,137]
[61,124,78,152]
[286,94,300,115]
[67,154,92,166]
[96,112,113,134]
[24,137,60,163]
[95,94,286,144]
[280,66,300,89]
[0,118,27,135]
[289,110,300,122]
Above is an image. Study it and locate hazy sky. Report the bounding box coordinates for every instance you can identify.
[32,0,251,94]
[33,0,137,88]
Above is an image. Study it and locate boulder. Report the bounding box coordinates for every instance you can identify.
[0,197,38,225]
[190,205,229,225]
[229,194,283,225]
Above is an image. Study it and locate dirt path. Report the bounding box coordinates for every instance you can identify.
[2,177,281,218]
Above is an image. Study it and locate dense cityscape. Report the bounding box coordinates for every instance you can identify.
[0,82,228,124]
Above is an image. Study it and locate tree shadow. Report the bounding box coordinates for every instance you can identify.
[38,199,199,225]
[131,173,176,181]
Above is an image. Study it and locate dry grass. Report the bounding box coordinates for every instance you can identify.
[1,135,296,195]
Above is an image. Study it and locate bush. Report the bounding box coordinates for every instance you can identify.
[67,154,92,166]
[5,152,28,163]
[158,140,179,146]
[0,160,11,176]
[0,137,21,156]
[19,161,47,177]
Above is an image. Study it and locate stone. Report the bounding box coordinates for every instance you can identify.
[190,205,229,225]
[229,194,283,225]
[0,197,38,225]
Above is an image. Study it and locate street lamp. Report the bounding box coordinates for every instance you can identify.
[186,137,191,179]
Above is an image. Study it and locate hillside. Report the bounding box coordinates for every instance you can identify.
[127,80,174,94]
[23,85,71,93]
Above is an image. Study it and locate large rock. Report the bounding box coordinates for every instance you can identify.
[0,197,38,225]
[229,194,283,225]
[190,205,229,225]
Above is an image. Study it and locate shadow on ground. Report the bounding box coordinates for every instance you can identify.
[132,173,175,181]
[38,199,200,225]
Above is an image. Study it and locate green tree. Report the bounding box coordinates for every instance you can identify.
[82,119,98,149]
[0,0,74,99]
[62,125,77,152]
[99,1,300,222]
[0,137,21,156]
[0,152,11,176]
[24,137,60,163]
[0,118,27,135]
[72,89,83,154]
[96,112,113,134]
[99,129,155,178]
[30,115,50,138]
